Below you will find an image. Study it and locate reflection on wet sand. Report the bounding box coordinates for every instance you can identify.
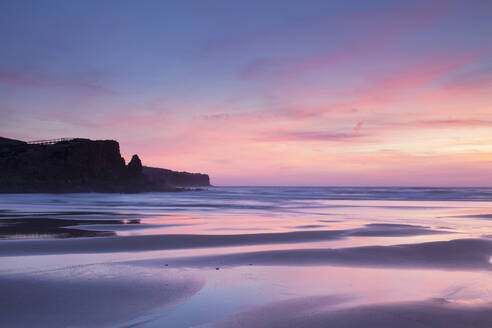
[129,238,492,271]
[0,263,203,328]
[213,296,492,328]
[0,218,122,239]
[0,223,453,256]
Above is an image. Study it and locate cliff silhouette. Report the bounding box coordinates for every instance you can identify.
[0,137,210,193]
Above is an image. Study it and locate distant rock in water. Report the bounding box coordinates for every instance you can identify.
[0,137,210,193]
[142,166,210,187]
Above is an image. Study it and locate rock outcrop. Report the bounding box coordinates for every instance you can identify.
[0,137,210,193]
[127,154,143,178]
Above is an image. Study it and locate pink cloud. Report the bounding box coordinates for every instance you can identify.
[0,70,115,95]
[409,119,492,128]
[256,130,370,143]
[418,65,492,105]
[260,50,485,122]
[240,1,455,80]
[353,121,364,134]
[346,52,486,107]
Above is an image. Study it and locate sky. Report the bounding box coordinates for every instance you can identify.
[1,0,491,186]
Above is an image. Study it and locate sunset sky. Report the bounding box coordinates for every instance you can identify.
[1,0,491,186]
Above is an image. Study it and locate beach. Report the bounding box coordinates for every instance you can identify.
[1,187,492,327]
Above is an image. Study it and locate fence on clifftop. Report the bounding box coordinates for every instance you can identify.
[26,138,75,145]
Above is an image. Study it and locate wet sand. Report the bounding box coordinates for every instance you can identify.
[0,224,449,256]
[212,296,492,328]
[0,264,203,328]
[129,238,492,270]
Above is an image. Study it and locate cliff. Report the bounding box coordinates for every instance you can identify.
[0,137,210,193]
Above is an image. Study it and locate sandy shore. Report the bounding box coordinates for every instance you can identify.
[0,223,448,256]
[128,238,492,270]
[211,296,492,328]
[1,191,491,327]
[0,263,203,328]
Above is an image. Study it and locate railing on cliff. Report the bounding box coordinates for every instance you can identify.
[26,138,75,145]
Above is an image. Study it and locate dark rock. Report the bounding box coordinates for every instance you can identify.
[127,154,143,177]
[0,137,26,146]
[142,166,210,188]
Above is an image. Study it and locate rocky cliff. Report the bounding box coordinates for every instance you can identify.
[0,137,210,193]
